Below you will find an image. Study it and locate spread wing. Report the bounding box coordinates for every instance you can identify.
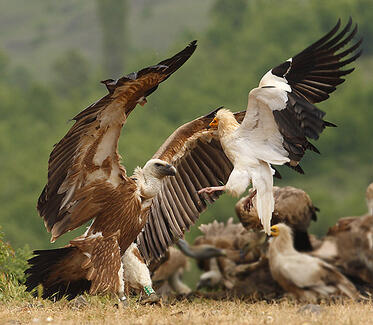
[240,18,362,170]
[136,108,246,263]
[37,41,197,242]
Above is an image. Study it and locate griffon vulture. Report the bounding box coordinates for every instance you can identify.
[25,41,197,303]
[268,223,359,302]
[312,187,373,287]
[236,186,319,251]
[198,18,362,234]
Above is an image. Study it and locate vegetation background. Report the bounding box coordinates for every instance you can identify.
[0,0,372,288]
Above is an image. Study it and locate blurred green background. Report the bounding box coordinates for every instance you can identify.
[0,0,372,286]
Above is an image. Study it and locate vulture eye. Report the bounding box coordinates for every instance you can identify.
[154,163,162,167]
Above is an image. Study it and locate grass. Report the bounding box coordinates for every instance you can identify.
[0,296,372,325]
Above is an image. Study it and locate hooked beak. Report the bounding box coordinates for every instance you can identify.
[163,164,177,176]
[207,118,218,130]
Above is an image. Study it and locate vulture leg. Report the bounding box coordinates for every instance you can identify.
[122,243,160,305]
[118,288,128,307]
[198,185,226,195]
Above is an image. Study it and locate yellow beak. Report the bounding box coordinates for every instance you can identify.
[207,118,219,129]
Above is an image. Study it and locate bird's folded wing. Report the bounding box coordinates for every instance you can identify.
[280,255,325,288]
[136,109,246,263]
[37,41,197,241]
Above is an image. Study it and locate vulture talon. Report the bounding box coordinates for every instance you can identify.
[140,293,161,305]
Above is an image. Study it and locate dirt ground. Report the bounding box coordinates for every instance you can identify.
[1,296,372,325]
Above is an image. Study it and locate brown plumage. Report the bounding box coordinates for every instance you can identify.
[236,186,318,251]
[187,218,265,290]
[152,247,191,296]
[184,219,281,299]
[25,41,196,301]
[312,184,373,287]
[268,223,359,302]
[135,109,246,263]
[313,214,373,286]
[38,41,197,242]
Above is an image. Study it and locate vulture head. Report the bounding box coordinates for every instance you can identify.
[136,159,177,200]
[143,159,177,178]
[207,109,239,134]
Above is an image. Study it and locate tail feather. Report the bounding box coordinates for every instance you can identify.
[25,247,91,300]
[252,163,274,235]
[255,189,274,235]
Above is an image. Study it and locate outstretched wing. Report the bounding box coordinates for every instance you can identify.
[38,41,197,242]
[240,18,361,169]
[136,109,246,263]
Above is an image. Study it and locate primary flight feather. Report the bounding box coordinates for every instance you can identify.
[198,18,362,234]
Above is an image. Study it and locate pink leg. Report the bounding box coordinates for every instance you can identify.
[243,189,257,211]
[198,185,226,195]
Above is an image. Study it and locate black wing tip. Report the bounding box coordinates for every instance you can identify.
[203,106,224,119]
[286,162,305,175]
[188,40,198,48]
[324,120,337,127]
[101,40,198,94]
[273,167,282,179]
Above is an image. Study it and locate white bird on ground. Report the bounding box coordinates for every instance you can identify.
[268,223,359,302]
[198,18,362,234]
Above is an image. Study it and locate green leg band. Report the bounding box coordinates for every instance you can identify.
[144,285,155,296]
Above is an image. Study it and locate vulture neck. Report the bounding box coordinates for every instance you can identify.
[133,167,162,201]
[269,229,297,257]
[217,111,240,139]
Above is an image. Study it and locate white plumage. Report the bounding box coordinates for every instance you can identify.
[268,223,359,302]
[199,19,361,234]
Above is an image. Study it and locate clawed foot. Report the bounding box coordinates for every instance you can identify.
[243,190,257,211]
[198,186,226,196]
[115,292,128,309]
[140,293,161,305]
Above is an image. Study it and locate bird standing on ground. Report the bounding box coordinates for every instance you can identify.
[312,184,373,287]
[198,18,362,234]
[25,41,197,303]
[268,223,359,302]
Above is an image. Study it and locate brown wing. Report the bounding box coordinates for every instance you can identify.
[37,41,197,241]
[136,108,246,263]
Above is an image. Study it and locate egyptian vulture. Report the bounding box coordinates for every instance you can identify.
[236,186,319,251]
[25,41,196,302]
[268,223,359,302]
[198,18,362,234]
